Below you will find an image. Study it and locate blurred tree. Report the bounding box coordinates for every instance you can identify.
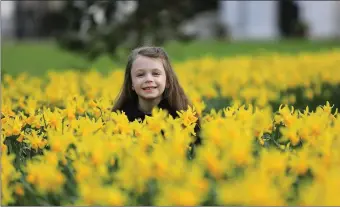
[56,0,218,64]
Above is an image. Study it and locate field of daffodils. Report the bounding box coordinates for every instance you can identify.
[2,50,340,205]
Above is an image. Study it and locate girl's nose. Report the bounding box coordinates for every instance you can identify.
[145,73,153,82]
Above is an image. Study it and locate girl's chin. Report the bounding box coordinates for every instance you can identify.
[139,94,162,101]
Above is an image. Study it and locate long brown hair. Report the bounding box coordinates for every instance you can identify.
[112,46,192,113]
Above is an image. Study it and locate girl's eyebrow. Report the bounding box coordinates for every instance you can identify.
[136,68,162,72]
[152,68,162,72]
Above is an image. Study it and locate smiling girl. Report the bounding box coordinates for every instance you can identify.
[112,46,201,146]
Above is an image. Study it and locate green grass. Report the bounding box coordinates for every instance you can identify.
[2,39,340,76]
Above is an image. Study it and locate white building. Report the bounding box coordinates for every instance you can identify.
[297,1,340,39]
[1,1,16,37]
[219,1,340,40]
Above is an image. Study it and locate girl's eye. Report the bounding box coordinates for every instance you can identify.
[153,73,161,76]
[137,74,144,77]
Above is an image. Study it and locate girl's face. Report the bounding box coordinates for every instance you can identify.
[131,55,167,101]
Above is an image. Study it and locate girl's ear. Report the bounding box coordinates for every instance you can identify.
[132,86,135,90]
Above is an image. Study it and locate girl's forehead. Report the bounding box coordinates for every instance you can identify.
[131,56,165,71]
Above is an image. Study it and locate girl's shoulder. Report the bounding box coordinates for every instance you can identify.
[113,100,142,122]
[158,99,179,119]
[113,99,179,122]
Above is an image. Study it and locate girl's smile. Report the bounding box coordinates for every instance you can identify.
[142,86,157,92]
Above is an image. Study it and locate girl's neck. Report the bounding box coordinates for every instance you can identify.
[138,97,162,114]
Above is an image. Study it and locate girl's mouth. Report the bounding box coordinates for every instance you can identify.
[142,86,157,92]
[143,86,157,90]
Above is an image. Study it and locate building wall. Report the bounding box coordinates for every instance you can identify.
[1,1,16,38]
[219,0,340,40]
[242,1,278,40]
[298,1,340,39]
[219,1,279,40]
[337,1,340,36]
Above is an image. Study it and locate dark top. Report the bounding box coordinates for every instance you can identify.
[116,98,202,146]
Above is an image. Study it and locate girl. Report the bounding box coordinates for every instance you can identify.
[112,46,201,146]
